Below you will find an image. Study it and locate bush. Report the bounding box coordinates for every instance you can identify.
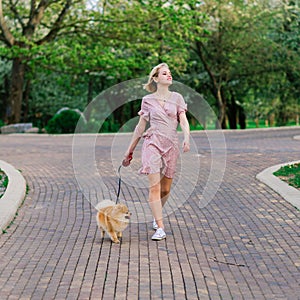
[45,109,82,134]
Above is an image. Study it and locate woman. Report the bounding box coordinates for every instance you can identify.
[123,63,190,241]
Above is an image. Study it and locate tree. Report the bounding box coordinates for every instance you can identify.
[0,0,95,123]
[276,1,300,125]
[0,0,189,124]
[2,0,298,130]
[0,58,11,121]
[182,0,299,129]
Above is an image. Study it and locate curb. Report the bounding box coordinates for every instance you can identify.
[0,160,26,232]
[256,160,300,211]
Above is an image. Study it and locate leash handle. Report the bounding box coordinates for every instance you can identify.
[122,152,133,167]
[116,165,122,203]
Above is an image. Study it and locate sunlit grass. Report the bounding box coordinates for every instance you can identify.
[273,163,300,189]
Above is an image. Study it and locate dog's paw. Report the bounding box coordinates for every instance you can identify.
[111,238,120,244]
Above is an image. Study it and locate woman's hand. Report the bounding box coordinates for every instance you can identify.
[122,152,133,167]
[183,140,190,153]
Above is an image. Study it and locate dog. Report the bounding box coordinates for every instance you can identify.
[95,200,130,243]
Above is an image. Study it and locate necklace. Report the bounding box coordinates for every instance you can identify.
[156,91,172,102]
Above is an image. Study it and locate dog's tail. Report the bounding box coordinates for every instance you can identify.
[95,200,116,211]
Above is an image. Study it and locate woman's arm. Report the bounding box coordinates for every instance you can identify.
[179,112,190,153]
[123,116,147,166]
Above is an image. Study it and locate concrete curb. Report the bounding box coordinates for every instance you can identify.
[256,160,300,211]
[0,160,26,232]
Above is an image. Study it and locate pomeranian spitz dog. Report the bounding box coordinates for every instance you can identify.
[95,200,130,243]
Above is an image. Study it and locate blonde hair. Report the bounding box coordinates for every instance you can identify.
[143,63,169,92]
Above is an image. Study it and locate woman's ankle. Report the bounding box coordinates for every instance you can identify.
[156,219,164,229]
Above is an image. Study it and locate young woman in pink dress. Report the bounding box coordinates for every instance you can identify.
[123,63,190,241]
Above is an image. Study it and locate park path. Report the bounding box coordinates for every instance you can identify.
[0,128,299,300]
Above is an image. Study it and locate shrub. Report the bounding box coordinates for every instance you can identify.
[45,109,82,134]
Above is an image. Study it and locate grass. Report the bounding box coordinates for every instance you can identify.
[273,163,300,189]
[187,119,299,131]
[246,120,299,129]
[0,169,9,199]
[0,169,26,234]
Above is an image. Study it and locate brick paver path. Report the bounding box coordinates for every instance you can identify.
[0,128,299,299]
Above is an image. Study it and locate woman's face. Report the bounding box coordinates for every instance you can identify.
[156,66,172,86]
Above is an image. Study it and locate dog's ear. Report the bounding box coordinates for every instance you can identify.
[120,205,128,213]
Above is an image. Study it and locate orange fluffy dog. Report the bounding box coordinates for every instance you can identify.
[96,200,130,243]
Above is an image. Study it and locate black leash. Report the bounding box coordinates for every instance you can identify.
[116,165,122,204]
[116,154,132,203]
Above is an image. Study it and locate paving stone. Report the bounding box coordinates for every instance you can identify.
[0,128,299,299]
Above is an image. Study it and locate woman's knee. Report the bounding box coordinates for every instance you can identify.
[161,177,172,196]
[149,183,160,197]
[161,189,170,198]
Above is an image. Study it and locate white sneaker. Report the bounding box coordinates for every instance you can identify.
[152,219,158,230]
[152,228,166,241]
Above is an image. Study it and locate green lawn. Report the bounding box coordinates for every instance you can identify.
[273,163,300,189]
[188,119,299,131]
[0,169,8,199]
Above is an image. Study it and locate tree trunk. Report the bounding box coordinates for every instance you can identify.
[0,74,10,123]
[85,76,94,121]
[216,87,226,129]
[227,91,237,129]
[194,41,228,129]
[7,57,25,123]
[23,78,31,122]
[277,102,288,126]
[238,105,246,129]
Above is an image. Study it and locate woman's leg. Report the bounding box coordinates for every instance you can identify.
[148,173,164,229]
[160,176,173,207]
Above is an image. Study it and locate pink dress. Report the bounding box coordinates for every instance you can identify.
[138,92,187,178]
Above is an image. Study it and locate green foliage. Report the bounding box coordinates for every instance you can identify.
[45,109,82,134]
[0,0,299,130]
[3,176,8,188]
[0,59,11,121]
[28,70,90,128]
